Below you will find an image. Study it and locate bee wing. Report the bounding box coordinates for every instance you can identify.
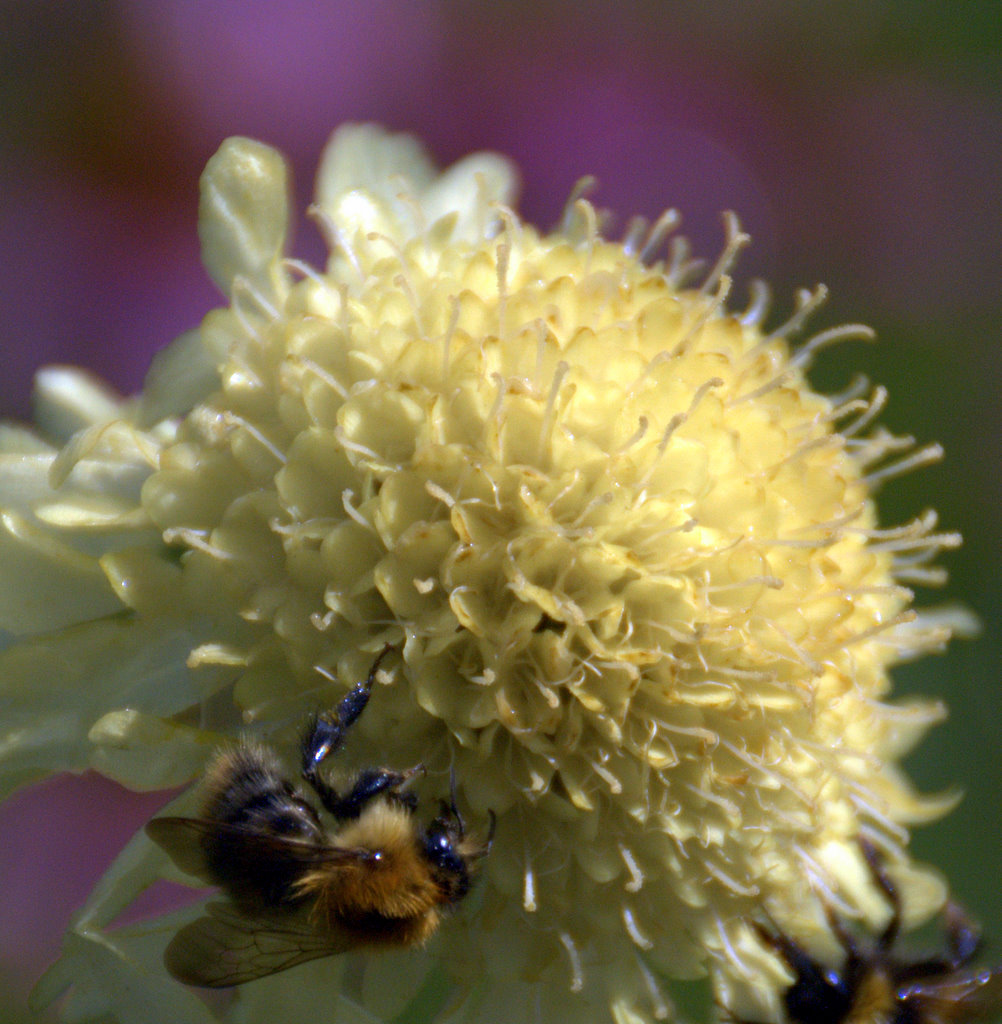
[164,901,353,988]
[146,816,369,883]
[900,968,1002,1024]
[146,817,219,882]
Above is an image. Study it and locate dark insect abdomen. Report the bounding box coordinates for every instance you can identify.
[201,746,324,910]
[781,945,853,1024]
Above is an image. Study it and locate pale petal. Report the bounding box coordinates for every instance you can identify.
[315,122,437,216]
[421,151,519,242]
[88,709,220,789]
[0,451,160,561]
[137,327,222,427]
[31,918,218,1024]
[77,787,202,932]
[198,136,291,302]
[0,423,53,454]
[48,419,160,489]
[0,617,208,797]
[32,366,123,442]
[0,511,123,633]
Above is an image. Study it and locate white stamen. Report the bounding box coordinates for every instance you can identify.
[702,211,750,297]
[425,480,456,508]
[840,384,888,437]
[671,276,732,357]
[704,858,759,897]
[308,204,364,282]
[523,853,538,912]
[636,954,672,1020]
[161,527,233,560]
[559,177,597,236]
[222,412,287,464]
[539,362,571,465]
[639,208,681,264]
[231,274,280,322]
[863,443,944,488]
[589,758,623,795]
[558,931,585,993]
[714,915,756,980]
[622,905,654,950]
[295,357,349,399]
[740,278,771,326]
[788,323,876,371]
[619,843,645,892]
[766,284,828,342]
[340,489,376,531]
[496,234,511,340]
[821,610,916,655]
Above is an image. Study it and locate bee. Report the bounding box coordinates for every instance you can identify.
[146,646,495,988]
[742,840,1002,1024]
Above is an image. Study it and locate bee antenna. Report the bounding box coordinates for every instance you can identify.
[448,765,466,836]
[365,643,396,688]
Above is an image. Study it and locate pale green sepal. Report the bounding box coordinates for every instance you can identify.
[0,452,154,551]
[137,327,221,427]
[100,546,186,616]
[88,709,219,789]
[75,787,202,932]
[35,496,151,531]
[49,418,160,490]
[0,424,53,454]
[0,510,124,633]
[229,957,383,1024]
[31,366,122,443]
[31,916,218,1024]
[199,136,290,302]
[0,617,207,798]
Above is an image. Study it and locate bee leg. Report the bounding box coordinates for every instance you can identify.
[860,838,901,952]
[897,900,985,983]
[316,764,425,819]
[301,645,394,799]
[943,900,982,967]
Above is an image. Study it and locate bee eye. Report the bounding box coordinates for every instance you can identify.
[423,826,466,880]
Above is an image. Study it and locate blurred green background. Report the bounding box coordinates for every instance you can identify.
[1,1,999,1020]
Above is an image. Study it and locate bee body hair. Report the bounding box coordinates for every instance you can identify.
[296,799,447,945]
[200,744,325,912]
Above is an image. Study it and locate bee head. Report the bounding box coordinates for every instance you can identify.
[420,769,495,904]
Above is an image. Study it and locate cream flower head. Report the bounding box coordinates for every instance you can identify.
[3,125,969,1024]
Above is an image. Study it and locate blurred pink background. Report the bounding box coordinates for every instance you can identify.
[2,2,1000,1018]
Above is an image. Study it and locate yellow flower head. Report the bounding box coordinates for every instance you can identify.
[4,126,968,1024]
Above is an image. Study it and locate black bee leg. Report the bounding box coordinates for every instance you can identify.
[943,900,982,968]
[301,645,395,808]
[817,902,861,966]
[319,764,425,819]
[860,838,901,951]
[896,899,985,983]
[755,918,844,980]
